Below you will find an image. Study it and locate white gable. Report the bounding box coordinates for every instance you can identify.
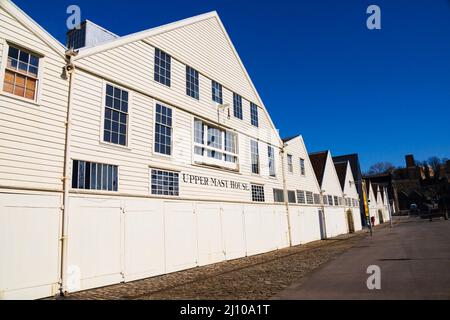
[321,152,343,196]
[343,162,358,199]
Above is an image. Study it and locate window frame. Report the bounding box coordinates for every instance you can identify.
[153,102,174,158]
[186,65,199,100]
[100,81,132,150]
[287,154,294,173]
[192,118,239,170]
[0,41,44,105]
[154,48,171,87]
[251,184,265,202]
[300,158,306,176]
[150,168,180,197]
[250,139,260,175]
[71,159,119,192]
[268,145,276,177]
[250,102,259,127]
[211,80,223,104]
[233,92,243,120]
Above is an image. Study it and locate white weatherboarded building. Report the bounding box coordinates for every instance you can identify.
[309,151,347,238]
[0,0,69,299]
[366,181,379,226]
[334,161,362,233]
[282,136,323,244]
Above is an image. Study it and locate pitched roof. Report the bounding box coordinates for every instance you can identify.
[333,153,362,182]
[309,151,329,187]
[1,0,66,57]
[72,10,282,145]
[334,161,348,190]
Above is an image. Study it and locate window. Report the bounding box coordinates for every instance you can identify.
[334,196,339,206]
[287,154,293,173]
[151,169,179,196]
[297,190,306,204]
[154,48,171,86]
[300,158,306,176]
[104,84,128,146]
[268,146,276,177]
[233,93,243,119]
[72,160,118,191]
[314,193,321,205]
[306,191,314,205]
[339,197,343,206]
[328,195,333,206]
[186,66,199,99]
[288,191,296,204]
[251,184,265,202]
[250,140,260,174]
[3,45,40,100]
[273,189,284,203]
[212,80,222,104]
[323,195,328,205]
[154,104,173,155]
[250,102,259,127]
[194,119,238,167]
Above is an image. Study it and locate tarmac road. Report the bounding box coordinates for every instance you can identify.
[275,216,450,300]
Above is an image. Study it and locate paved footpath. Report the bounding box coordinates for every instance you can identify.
[275,216,450,300]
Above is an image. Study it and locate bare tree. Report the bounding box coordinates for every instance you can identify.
[427,156,443,179]
[367,162,395,175]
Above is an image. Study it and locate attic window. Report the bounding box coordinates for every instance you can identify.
[154,48,171,87]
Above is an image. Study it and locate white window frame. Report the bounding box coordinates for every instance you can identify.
[99,80,133,150]
[300,158,306,176]
[287,154,293,173]
[192,118,239,171]
[0,40,45,106]
[250,139,260,175]
[152,101,174,158]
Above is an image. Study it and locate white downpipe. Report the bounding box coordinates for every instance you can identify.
[280,147,292,247]
[59,50,77,296]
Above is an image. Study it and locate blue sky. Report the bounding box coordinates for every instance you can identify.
[13,0,450,171]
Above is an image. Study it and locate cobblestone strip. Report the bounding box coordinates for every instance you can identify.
[55,229,377,300]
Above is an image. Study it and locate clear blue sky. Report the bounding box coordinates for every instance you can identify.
[13,0,450,171]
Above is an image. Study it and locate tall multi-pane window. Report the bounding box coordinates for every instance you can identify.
[314,193,321,205]
[251,184,265,202]
[193,119,238,166]
[154,48,171,86]
[250,140,260,174]
[72,160,118,192]
[233,93,243,120]
[300,158,306,176]
[104,84,128,146]
[323,195,328,205]
[3,45,40,100]
[151,169,179,196]
[212,80,223,104]
[334,196,339,206]
[268,146,276,177]
[154,104,173,155]
[287,154,293,173]
[250,102,259,127]
[186,66,199,99]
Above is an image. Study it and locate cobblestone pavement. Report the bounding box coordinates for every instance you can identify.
[55,228,383,300]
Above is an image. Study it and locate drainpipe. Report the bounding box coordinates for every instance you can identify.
[280,146,292,247]
[319,190,327,239]
[59,49,77,296]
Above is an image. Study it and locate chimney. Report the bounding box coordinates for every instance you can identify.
[405,154,415,168]
[67,20,118,50]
